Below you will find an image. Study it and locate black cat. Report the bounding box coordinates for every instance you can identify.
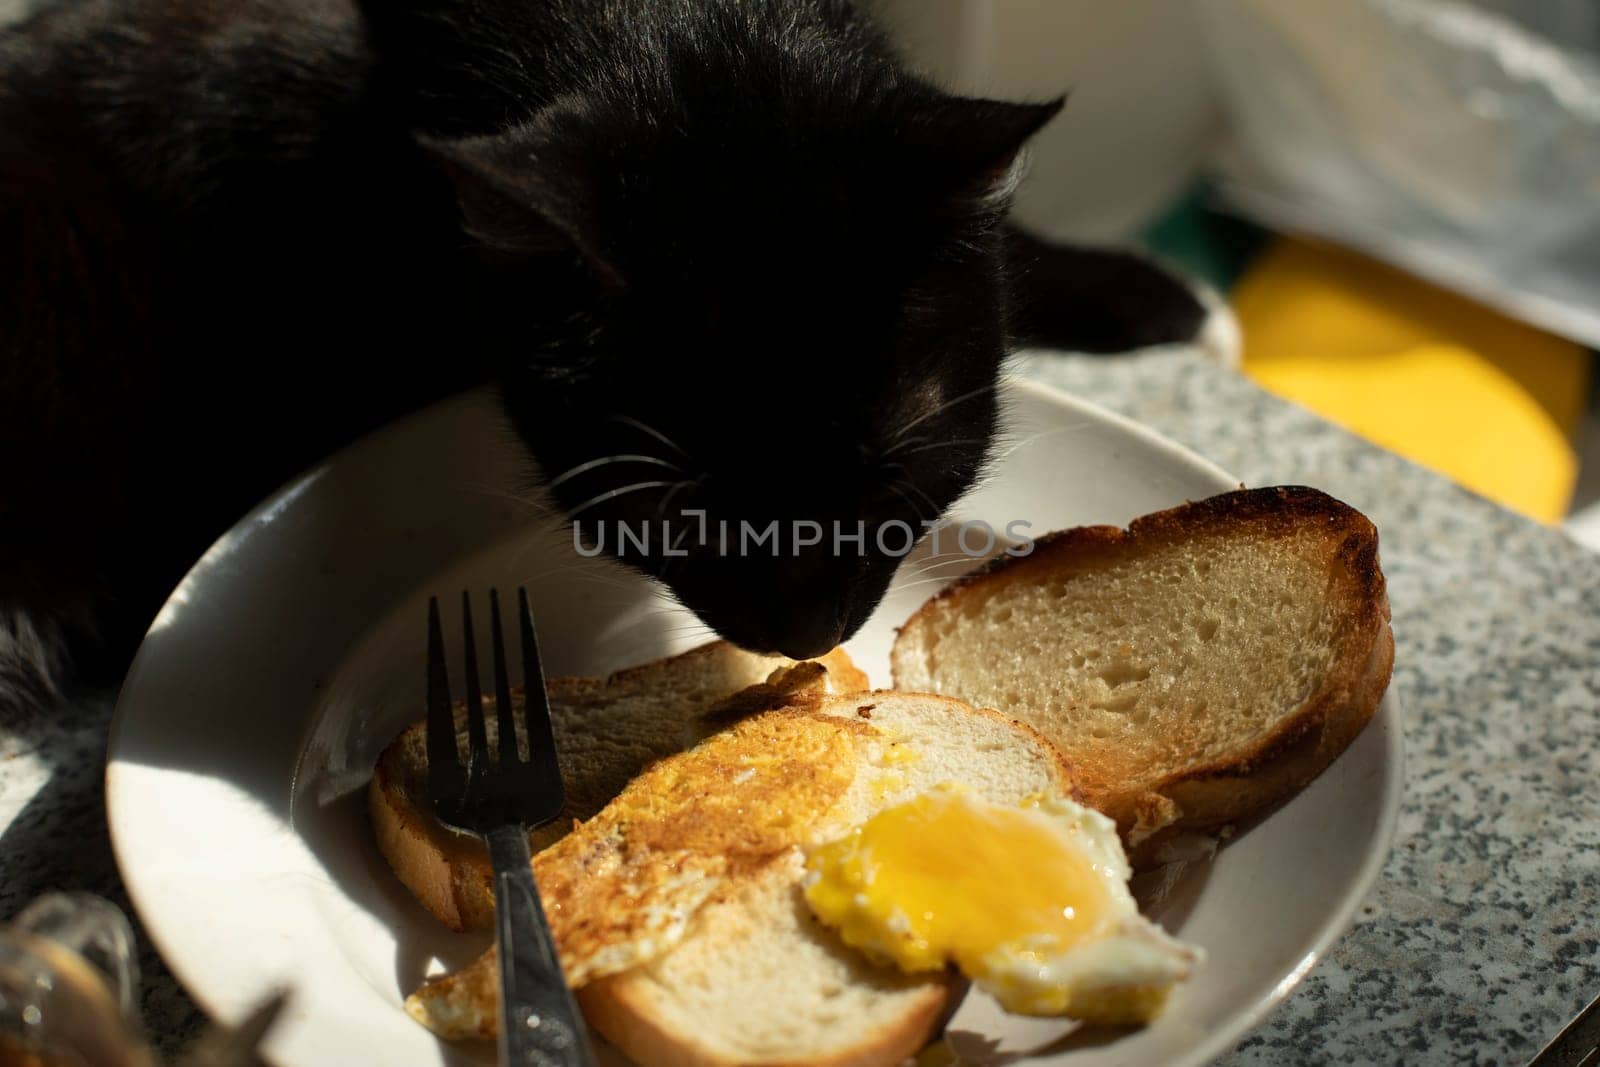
[0,0,1210,717]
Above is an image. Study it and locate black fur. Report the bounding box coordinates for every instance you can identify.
[0,0,1210,711]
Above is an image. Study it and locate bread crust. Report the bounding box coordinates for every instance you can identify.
[900,486,1386,623]
[588,642,870,696]
[369,643,872,933]
[893,486,1394,857]
[369,733,493,931]
[579,970,960,1067]
[1126,622,1393,863]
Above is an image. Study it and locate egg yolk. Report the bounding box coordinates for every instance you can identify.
[803,788,1115,980]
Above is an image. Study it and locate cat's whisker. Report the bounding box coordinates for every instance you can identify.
[459,481,559,515]
[895,545,960,569]
[891,576,963,594]
[499,519,588,575]
[608,414,691,460]
[622,614,704,633]
[879,434,930,461]
[598,605,694,629]
[515,561,621,586]
[988,421,1097,463]
[894,542,997,575]
[632,590,693,613]
[888,383,997,445]
[655,475,705,521]
[668,523,694,554]
[536,570,646,593]
[885,483,931,525]
[656,624,717,640]
[905,543,969,560]
[883,415,1096,470]
[630,600,709,626]
[645,624,710,639]
[657,519,700,581]
[897,556,972,580]
[632,599,691,616]
[634,590,687,610]
[564,479,691,519]
[903,480,941,517]
[543,453,684,491]
[885,439,993,460]
[603,617,717,647]
[896,564,963,584]
[897,574,966,593]
[877,467,944,521]
[512,568,652,601]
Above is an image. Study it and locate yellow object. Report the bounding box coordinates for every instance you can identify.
[803,787,1199,1021]
[805,788,1114,975]
[1232,239,1591,522]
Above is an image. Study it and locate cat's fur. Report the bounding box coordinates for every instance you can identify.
[0,0,1209,719]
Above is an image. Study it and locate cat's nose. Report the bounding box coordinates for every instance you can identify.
[772,607,847,661]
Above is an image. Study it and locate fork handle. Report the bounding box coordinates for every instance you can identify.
[487,824,597,1067]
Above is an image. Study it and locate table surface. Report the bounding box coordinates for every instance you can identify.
[3,348,1597,1066]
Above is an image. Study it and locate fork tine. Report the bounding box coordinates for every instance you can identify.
[489,588,519,763]
[460,590,490,775]
[517,587,561,769]
[425,597,459,777]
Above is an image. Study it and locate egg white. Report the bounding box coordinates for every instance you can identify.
[974,795,1202,1018]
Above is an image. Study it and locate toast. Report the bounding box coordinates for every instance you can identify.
[370,641,867,932]
[398,690,1074,1065]
[891,486,1393,859]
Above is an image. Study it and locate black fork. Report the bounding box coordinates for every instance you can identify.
[426,588,595,1067]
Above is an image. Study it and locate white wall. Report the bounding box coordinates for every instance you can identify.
[868,0,1220,241]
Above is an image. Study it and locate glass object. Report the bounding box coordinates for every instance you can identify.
[0,893,154,1067]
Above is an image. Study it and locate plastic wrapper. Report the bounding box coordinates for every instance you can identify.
[1197,0,1600,347]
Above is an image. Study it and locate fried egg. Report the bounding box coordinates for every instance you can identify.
[406,706,865,1039]
[802,786,1201,1024]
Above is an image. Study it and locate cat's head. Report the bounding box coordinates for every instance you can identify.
[417,10,1059,658]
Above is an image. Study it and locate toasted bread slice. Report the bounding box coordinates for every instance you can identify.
[891,486,1393,859]
[577,855,961,1067]
[370,641,867,932]
[403,691,1073,1065]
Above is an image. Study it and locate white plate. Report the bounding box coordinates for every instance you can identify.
[107,378,1403,1067]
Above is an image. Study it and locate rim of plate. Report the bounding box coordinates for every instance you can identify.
[105,374,1404,1064]
[1005,377,1239,492]
[1175,692,1404,1065]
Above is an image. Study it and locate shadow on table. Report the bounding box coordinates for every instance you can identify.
[0,693,210,1055]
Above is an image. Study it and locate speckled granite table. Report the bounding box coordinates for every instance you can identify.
[3,349,1597,1065]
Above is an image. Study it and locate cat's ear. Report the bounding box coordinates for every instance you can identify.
[420,132,624,288]
[915,95,1065,209]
